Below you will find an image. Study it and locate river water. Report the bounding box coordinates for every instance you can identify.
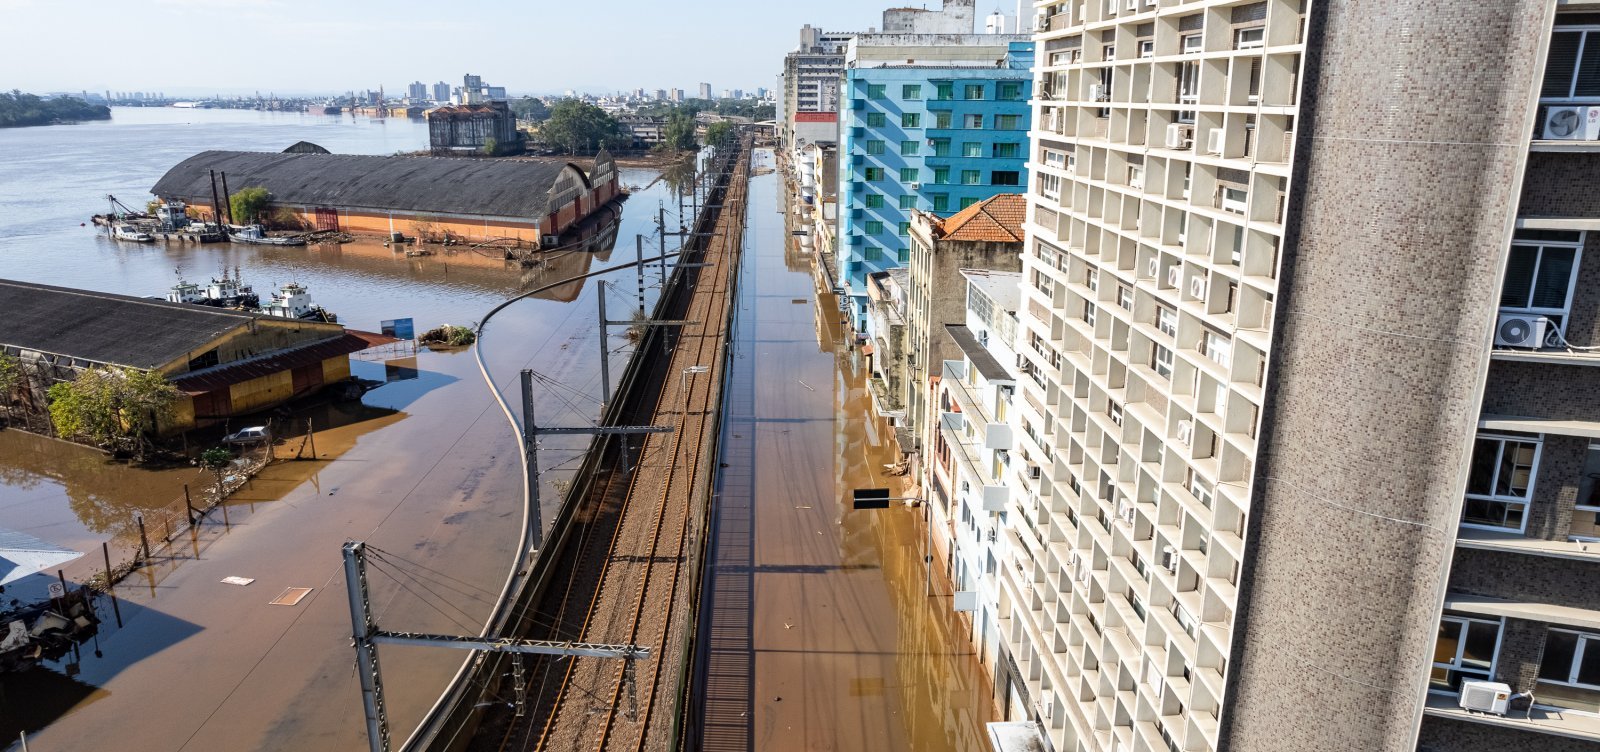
[0,108,689,750]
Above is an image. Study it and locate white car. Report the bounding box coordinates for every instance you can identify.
[221,426,271,445]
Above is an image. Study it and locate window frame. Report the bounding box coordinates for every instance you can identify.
[1500,230,1584,338]
[1428,614,1504,695]
[1538,628,1600,691]
[901,140,921,156]
[964,83,986,100]
[1233,27,1265,50]
[1460,433,1542,533]
[902,84,923,100]
[901,112,922,128]
[1151,343,1174,379]
[1156,304,1178,337]
[1542,27,1600,102]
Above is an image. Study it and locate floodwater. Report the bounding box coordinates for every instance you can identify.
[694,150,996,751]
[0,108,694,750]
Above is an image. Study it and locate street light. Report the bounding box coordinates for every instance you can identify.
[851,488,933,597]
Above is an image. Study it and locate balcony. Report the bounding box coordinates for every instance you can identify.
[1424,693,1600,743]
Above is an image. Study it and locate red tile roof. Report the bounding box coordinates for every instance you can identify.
[935,193,1027,243]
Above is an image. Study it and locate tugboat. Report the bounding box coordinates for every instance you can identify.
[258,282,336,323]
[204,270,259,308]
[164,275,205,304]
[228,224,307,247]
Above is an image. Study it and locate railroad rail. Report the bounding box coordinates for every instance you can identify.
[415,135,750,752]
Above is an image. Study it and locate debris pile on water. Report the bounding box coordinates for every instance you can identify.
[418,324,476,348]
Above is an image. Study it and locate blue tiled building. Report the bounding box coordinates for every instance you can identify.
[839,39,1034,329]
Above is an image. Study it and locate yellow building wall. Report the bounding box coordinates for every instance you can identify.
[158,397,198,436]
[229,371,294,415]
[322,356,351,384]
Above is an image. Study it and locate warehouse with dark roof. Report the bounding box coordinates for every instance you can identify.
[0,279,380,434]
[150,148,623,244]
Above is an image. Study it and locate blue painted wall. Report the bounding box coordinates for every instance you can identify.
[839,41,1034,329]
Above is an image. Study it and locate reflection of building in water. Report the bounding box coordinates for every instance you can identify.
[517,214,620,303]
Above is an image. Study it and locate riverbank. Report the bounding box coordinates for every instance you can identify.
[0,93,110,129]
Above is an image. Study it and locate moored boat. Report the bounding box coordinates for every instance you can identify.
[111,223,154,242]
[258,282,336,323]
[228,224,307,246]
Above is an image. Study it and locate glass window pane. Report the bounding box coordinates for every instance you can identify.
[1501,246,1538,308]
[1462,622,1498,670]
[1544,32,1583,98]
[1578,639,1600,686]
[1542,631,1581,682]
[1496,441,1536,497]
[1435,620,1464,664]
[1579,32,1600,98]
[1532,247,1577,310]
[1466,438,1498,496]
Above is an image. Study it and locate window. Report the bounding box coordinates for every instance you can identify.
[964,84,986,100]
[1431,615,1502,693]
[996,114,1023,130]
[1462,434,1540,532]
[1128,165,1145,190]
[1221,187,1248,215]
[964,114,984,129]
[1138,40,1155,58]
[993,142,1020,158]
[868,83,887,99]
[1501,230,1584,337]
[933,166,951,184]
[1083,300,1097,327]
[1086,269,1099,292]
[866,140,885,155]
[898,221,911,237]
[1116,285,1134,311]
[961,170,982,185]
[1102,44,1116,61]
[1187,470,1213,509]
[1039,173,1062,200]
[998,81,1023,100]
[932,194,950,212]
[992,171,1021,186]
[898,246,910,263]
[901,112,922,128]
[864,167,885,181]
[866,112,886,127]
[901,140,921,156]
[1152,344,1174,379]
[934,111,953,129]
[935,82,954,101]
[1156,304,1178,336]
[1043,148,1067,168]
[960,197,979,209]
[1544,29,1600,100]
[1200,330,1231,368]
[865,194,885,209]
[1234,27,1265,50]
[1178,42,1201,122]
[963,142,983,158]
[866,220,884,234]
[899,194,917,210]
[932,138,952,157]
[903,84,923,100]
[1538,629,1600,712]
[900,167,920,183]
[865,245,883,261]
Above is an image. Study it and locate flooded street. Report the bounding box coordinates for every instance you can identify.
[0,109,691,750]
[695,150,996,751]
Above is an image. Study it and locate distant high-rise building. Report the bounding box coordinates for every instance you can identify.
[633,88,646,100]
[463,73,483,91]
[671,89,685,102]
[732,89,745,100]
[433,81,451,102]
[722,88,733,100]
[698,82,713,100]
[407,81,427,100]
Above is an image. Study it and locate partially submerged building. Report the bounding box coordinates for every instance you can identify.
[427,102,522,155]
[151,150,623,245]
[0,279,381,434]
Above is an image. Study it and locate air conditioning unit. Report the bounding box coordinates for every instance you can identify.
[1166,265,1182,288]
[1458,680,1512,716]
[540,234,561,248]
[1069,551,1081,569]
[1161,545,1178,573]
[1165,123,1194,149]
[1542,106,1600,141]
[1494,313,1551,349]
[1176,420,1194,446]
[1189,274,1206,300]
[987,528,998,543]
[909,182,922,190]
[1118,502,1136,524]
[1089,83,1107,102]
[1205,127,1224,155]
[1147,257,1160,278]
[1016,353,1030,369]
[1028,464,1042,480]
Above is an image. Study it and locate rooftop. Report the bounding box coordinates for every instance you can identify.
[0,278,262,370]
[946,323,1011,382]
[937,193,1027,244]
[963,268,1022,314]
[152,151,590,220]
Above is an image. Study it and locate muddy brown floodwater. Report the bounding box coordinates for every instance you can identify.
[693,150,997,751]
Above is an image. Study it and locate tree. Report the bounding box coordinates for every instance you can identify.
[511,96,550,122]
[0,91,110,129]
[0,351,18,397]
[199,447,235,502]
[482,136,499,156]
[660,110,698,153]
[229,186,271,225]
[705,121,734,148]
[48,366,180,461]
[540,100,630,155]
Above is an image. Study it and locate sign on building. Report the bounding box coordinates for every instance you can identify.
[381,318,415,340]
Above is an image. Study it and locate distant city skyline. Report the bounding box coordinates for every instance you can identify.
[0,0,1009,97]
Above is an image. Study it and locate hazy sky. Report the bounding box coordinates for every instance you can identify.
[2,0,1015,97]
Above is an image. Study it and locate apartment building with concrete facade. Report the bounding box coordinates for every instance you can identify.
[992,1,1600,752]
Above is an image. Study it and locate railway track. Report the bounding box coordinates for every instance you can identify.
[466,139,749,752]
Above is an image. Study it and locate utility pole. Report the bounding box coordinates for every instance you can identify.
[597,284,612,408]
[634,235,646,317]
[658,204,669,282]
[343,541,652,752]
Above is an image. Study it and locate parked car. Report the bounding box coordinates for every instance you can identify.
[221,426,271,445]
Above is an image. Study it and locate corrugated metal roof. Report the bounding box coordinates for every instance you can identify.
[945,324,1011,382]
[171,331,381,395]
[0,528,82,587]
[0,278,259,370]
[152,151,591,219]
